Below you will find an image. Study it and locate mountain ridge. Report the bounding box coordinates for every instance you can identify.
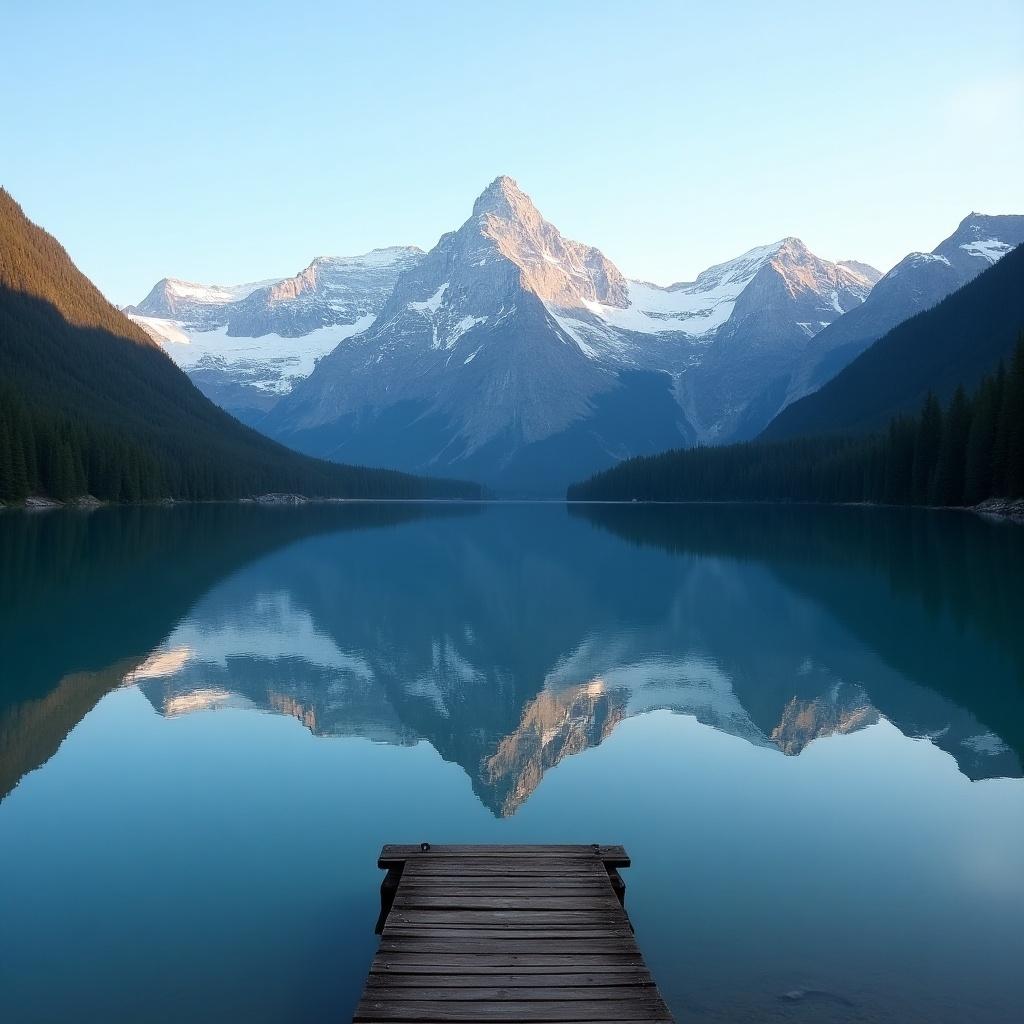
[0,188,478,504]
[762,240,1024,439]
[261,176,881,492]
[121,178,1021,495]
[778,212,1024,407]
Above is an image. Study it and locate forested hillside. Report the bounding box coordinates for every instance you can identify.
[763,242,1024,439]
[568,338,1024,507]
[0,190,479,503]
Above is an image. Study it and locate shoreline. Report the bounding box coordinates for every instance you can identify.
[2,494,1023,523]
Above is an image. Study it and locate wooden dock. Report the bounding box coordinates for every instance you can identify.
[354,844,674,1023]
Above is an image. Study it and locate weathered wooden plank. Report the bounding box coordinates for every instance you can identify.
[359,985,658,1001]
[354,998,670,1022]
[369,954,649,972]
[364,972,655,989]
[394,887,614,900]
[380,844,627,859]
[355,1003,669,1020]
[386,911,623,928]
[380,936,638,953]
[391,895,619,911]
[402,859,609,875]
[401,865,610,876]
[380,925,630,937]
[395,876,610,892]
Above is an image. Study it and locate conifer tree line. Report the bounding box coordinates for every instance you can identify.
[568,336,1024,506]
[0,381,477,504]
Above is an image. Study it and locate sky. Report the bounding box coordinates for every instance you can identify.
[2,0,1022,306]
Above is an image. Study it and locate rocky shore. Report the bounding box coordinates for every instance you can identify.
[973,497,1024,523]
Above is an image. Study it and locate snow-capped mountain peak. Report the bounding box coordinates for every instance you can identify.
[556,236,876,358]
[127,275,276,319]
[262,177,883,488]
[933,212,1024,272]
[125,246,424,423]
[467,176,629,311]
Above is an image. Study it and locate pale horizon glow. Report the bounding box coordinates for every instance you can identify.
[2,0,1022,306]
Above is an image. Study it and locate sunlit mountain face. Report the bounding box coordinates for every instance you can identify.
[88,503,1024,817]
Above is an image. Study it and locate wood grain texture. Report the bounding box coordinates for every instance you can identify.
[356,845,672,1023]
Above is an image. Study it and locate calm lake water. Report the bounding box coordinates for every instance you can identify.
[1,502,1023,1023]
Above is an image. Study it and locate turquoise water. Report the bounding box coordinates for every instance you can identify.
[1,502,1023,1022]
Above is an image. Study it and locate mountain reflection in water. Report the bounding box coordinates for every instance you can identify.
[5,501,1019,817]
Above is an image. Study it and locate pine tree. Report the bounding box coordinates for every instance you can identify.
[931,386,971,506]
[1001,338,1024,498]
[883,417,915,505]
[964,372,1000,504]
[912,393,943,505]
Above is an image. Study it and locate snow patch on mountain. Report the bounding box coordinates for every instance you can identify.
[960,238,1013,263]
[447,315,487,347]
[130,315,192,346]
[894,252,951,273]
[571,238,870,344]
[597,275,748,337]
[131,314,375,393]
[163,278,275,303]
[128,247,423,420]
[409,282,449,313]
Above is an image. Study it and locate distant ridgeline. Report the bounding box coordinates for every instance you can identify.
[0,189,479,504]
[569,245,1024,507]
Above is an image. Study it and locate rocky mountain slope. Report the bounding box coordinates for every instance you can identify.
[125,247,422,423]
[762,239,1024,439]
[780,213,1024,407]
[0,188,477,504]
[264,177,878,492]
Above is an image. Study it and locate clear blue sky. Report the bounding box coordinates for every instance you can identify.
[3,0,1022,305]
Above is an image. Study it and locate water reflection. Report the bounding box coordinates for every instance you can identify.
[5,502,1019,816]
[0,502,475,799]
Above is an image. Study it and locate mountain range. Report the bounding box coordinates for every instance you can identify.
[0,189,476,504]
[781,212,1024,407]
[126,176,1023,494]
[764,241,1024,439]
[126,247,422,423]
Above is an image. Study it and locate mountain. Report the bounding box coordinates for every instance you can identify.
[762,240,1024,440]
[263,176,878,494]
[667,237,878,441]
[125,247,423,424]
[0,189,478,504]
[780,213,1024,407]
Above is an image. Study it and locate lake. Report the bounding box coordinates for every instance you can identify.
[1,502,1023,1023]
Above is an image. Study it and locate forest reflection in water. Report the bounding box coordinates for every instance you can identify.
[3,501,1022,814]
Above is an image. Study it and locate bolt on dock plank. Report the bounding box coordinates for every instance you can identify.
[355,844,674,1023]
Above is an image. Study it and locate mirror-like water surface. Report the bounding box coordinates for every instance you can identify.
[1,503,1023,1023]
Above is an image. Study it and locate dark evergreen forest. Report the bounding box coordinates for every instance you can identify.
[0,189,479,504]
[568,337,1024,506]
